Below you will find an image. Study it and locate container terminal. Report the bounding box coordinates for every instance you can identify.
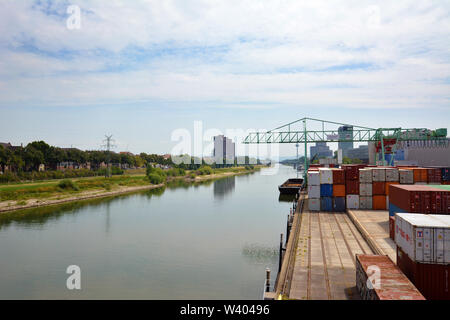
[243,117,450,300]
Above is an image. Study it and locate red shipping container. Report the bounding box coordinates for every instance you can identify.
[397,247,449,300]
[385,182,399,196]
[356,254,425,300]
[426,168,442,184]
[342,164,360,180]
[389,216,395,240]
[332,169,345,184]
[430,191,444,214]
[444,192,450,213]
[372,181,386,195]
[345,179,359,194]
[389,185,425,213]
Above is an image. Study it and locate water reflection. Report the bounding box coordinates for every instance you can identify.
[278,194,296,203]
[213,176,236,200]
[0,187,167,230]
[241,243,278,264]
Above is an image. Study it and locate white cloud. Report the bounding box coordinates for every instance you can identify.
[0,0,449,110]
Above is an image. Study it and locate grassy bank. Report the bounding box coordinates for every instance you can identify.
[0,165,263,212]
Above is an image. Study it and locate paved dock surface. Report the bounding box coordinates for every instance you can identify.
[289,205,374,300]
[347,210,396,263]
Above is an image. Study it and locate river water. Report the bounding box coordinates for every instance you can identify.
[0,165,298,299]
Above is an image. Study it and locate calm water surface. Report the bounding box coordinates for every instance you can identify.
[0,165,298,299]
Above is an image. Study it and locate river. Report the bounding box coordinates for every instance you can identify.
[0,165,299,299]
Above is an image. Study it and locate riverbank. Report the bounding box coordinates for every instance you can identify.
[0,166,262,213]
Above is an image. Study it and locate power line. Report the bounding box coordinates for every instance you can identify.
[101,135,116,178]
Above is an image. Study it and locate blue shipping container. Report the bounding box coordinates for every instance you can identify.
[389,202,407,217]
[321,197,333,211]
[320,184,333,197]
[394,150,405,161]
[333,197,346,212]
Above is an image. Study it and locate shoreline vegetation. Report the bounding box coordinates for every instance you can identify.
[0,165,263,213]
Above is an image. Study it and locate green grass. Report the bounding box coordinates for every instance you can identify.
[0,166,262,203]
[0,175,150,202]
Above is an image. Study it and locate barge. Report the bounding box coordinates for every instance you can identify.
[278,178,304,195]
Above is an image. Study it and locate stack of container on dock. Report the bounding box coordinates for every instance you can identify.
[319,168,333,211]
[343,164,361,210]
[307,168,346,211]
[332,168,346,211]
[394,213,450,300]
[307,170,320,211]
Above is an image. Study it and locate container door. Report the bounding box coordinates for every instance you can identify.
[423,227,433,263]
[435,228,444,264]
[444,229,450,264]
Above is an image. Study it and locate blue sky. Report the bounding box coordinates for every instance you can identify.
[0,1,449,157]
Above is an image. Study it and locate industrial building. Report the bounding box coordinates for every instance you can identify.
[338,125,354,157]
[310,142,333,159]
[346,145,369,162]
[213,135,235,165]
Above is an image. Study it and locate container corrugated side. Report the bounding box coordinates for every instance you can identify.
[360,183,372,196]
[359,168,372,183]
[356,254,425,300]
[319,168,333,184]
[397,246,450,300]
[395,213,450,264]
[307,171,320,186]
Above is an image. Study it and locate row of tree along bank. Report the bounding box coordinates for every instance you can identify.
[0,140,261,183]
[0,165,261,212]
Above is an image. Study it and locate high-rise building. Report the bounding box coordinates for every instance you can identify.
[347,145,369,162]
[213,135,235,165]
[310,142,333,158]
[338,125,354,158]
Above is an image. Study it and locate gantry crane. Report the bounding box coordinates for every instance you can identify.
[243,117,448,182]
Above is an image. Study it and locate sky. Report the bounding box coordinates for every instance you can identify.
[0,0,449,158]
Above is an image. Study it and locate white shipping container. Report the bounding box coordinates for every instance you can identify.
[372,168,386,182]
[395,213,450,264]
[307,185,320,199]
[359,196,372,209]
[319,168,333,184]
[307,171,320,186]
[385,168,399,182]
[415,182,427,185]
[359,183,373,196]
[346,195,360,209]
[359,168,372,183]
[399,169,414,184]
[308,198,320,211]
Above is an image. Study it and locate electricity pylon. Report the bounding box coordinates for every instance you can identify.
[102,135,116,178]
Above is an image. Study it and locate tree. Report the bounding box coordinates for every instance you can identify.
[0,145,9,172]
[23,145,44,171]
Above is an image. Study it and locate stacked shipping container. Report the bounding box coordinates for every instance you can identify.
[307,164,450,213]
[389,185,450,216]
[343,164,361,210]
[394,213,450,300]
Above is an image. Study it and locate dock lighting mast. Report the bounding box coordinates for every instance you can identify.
[102,135,116,178]
[242,117,448,183]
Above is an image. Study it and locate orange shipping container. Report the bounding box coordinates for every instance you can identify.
[412,168,427,183]
[373,195,387,210]
[333,184,346,197]
[385,182,399,196]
